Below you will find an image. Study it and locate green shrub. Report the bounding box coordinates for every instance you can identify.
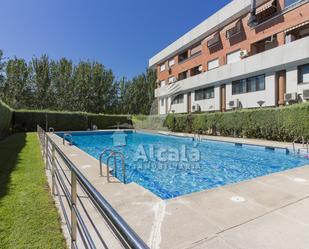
[0,100,13,138]
[132,115,168,130]
[13,110,130,132]
[164,103,309,142]
[14,110,88,131]
[88,114,129,130]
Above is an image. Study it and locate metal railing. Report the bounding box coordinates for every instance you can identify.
[107,151,126,184]
[99,149,126,184]
[193,133,202,142]
[292,136,307,155]
[37,125,149,249]
[63,133,73,146]
[99,148,114,177]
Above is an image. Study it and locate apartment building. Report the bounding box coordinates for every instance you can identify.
[149,0,309,114]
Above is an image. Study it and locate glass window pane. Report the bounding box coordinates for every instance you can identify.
[299,64,309,83]
[247,77,256,92]
[240,79,247,93]
[285,0,300,8]
[257,75,265,90]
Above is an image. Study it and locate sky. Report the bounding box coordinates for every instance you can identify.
[0,0,231,79]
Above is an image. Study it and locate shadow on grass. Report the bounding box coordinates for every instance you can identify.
[0,133,26,199]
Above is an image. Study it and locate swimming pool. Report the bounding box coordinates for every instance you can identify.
[58,131,309,199]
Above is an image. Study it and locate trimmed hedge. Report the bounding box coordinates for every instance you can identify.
[13,110,130,132]
[87,114,129,130]
[164,103,309,142]
[0,100,13,138]
[132,115,169,131]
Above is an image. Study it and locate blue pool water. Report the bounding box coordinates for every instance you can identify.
[58,131,309,199]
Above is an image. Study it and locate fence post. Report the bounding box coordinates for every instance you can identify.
[45,136,49,169]
[42,132,46,158]
[71,171,77,247]
[51,144,56,196]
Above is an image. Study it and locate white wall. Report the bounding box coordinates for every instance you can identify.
[159,97,166,114]
[286,66,309,102]
[226,73,276,110]
[190,86,220,112]
[169,93,188,114]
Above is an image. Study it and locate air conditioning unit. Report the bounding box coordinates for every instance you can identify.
[172,77,177,83]
[284,92,298,102]
[192,104,201,113]
[229,99,240,108]
[303,89,309,100]
[240,50,249,58]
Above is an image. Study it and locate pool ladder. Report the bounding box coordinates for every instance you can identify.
[193,133,202,142]
[63,133,73,146]
[99,148,126,184]
[292,136,309,155]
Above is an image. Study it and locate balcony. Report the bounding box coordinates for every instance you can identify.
[155,36,309,98]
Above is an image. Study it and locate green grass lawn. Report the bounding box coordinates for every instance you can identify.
[0,133,66,249]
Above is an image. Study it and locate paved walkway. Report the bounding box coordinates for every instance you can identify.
[47,132,309,249]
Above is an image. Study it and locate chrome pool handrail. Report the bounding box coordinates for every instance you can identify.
[106,151,126,184]
[99,148,114,177]
[63,133,73,146]
[49,127,55,133]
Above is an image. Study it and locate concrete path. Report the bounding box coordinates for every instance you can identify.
[47,132,309,249]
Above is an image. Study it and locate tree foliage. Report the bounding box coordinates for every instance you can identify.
[0,50,156,114]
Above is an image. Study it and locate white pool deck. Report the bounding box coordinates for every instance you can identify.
[46,131,309,249]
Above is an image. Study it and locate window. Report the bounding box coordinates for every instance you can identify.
[285,0,301,8]
[207,33,220,48]
[227,50,241,64]
[232,75,265,95]
[168,59,175,67]
[191,44,202,56]
[208,58,219,70]
[178,71,188,81]
[251,35,278,55]
[285,23,309,43]
[190,65,202,76]
[160,98,164,106]
[195,87,214,101]
[172,94,184,104]
[255,0,277,23]
[226,20,242,39]
[298,64,309,83]
[179,51,189,63]
[160,64,166,72]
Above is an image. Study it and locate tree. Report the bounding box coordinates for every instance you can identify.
[31,55,52,109]
[0,50,157,115]
[2,57,30,108]
[50,58,73,110]
[120,69,156,114]
[0,50,5,98]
